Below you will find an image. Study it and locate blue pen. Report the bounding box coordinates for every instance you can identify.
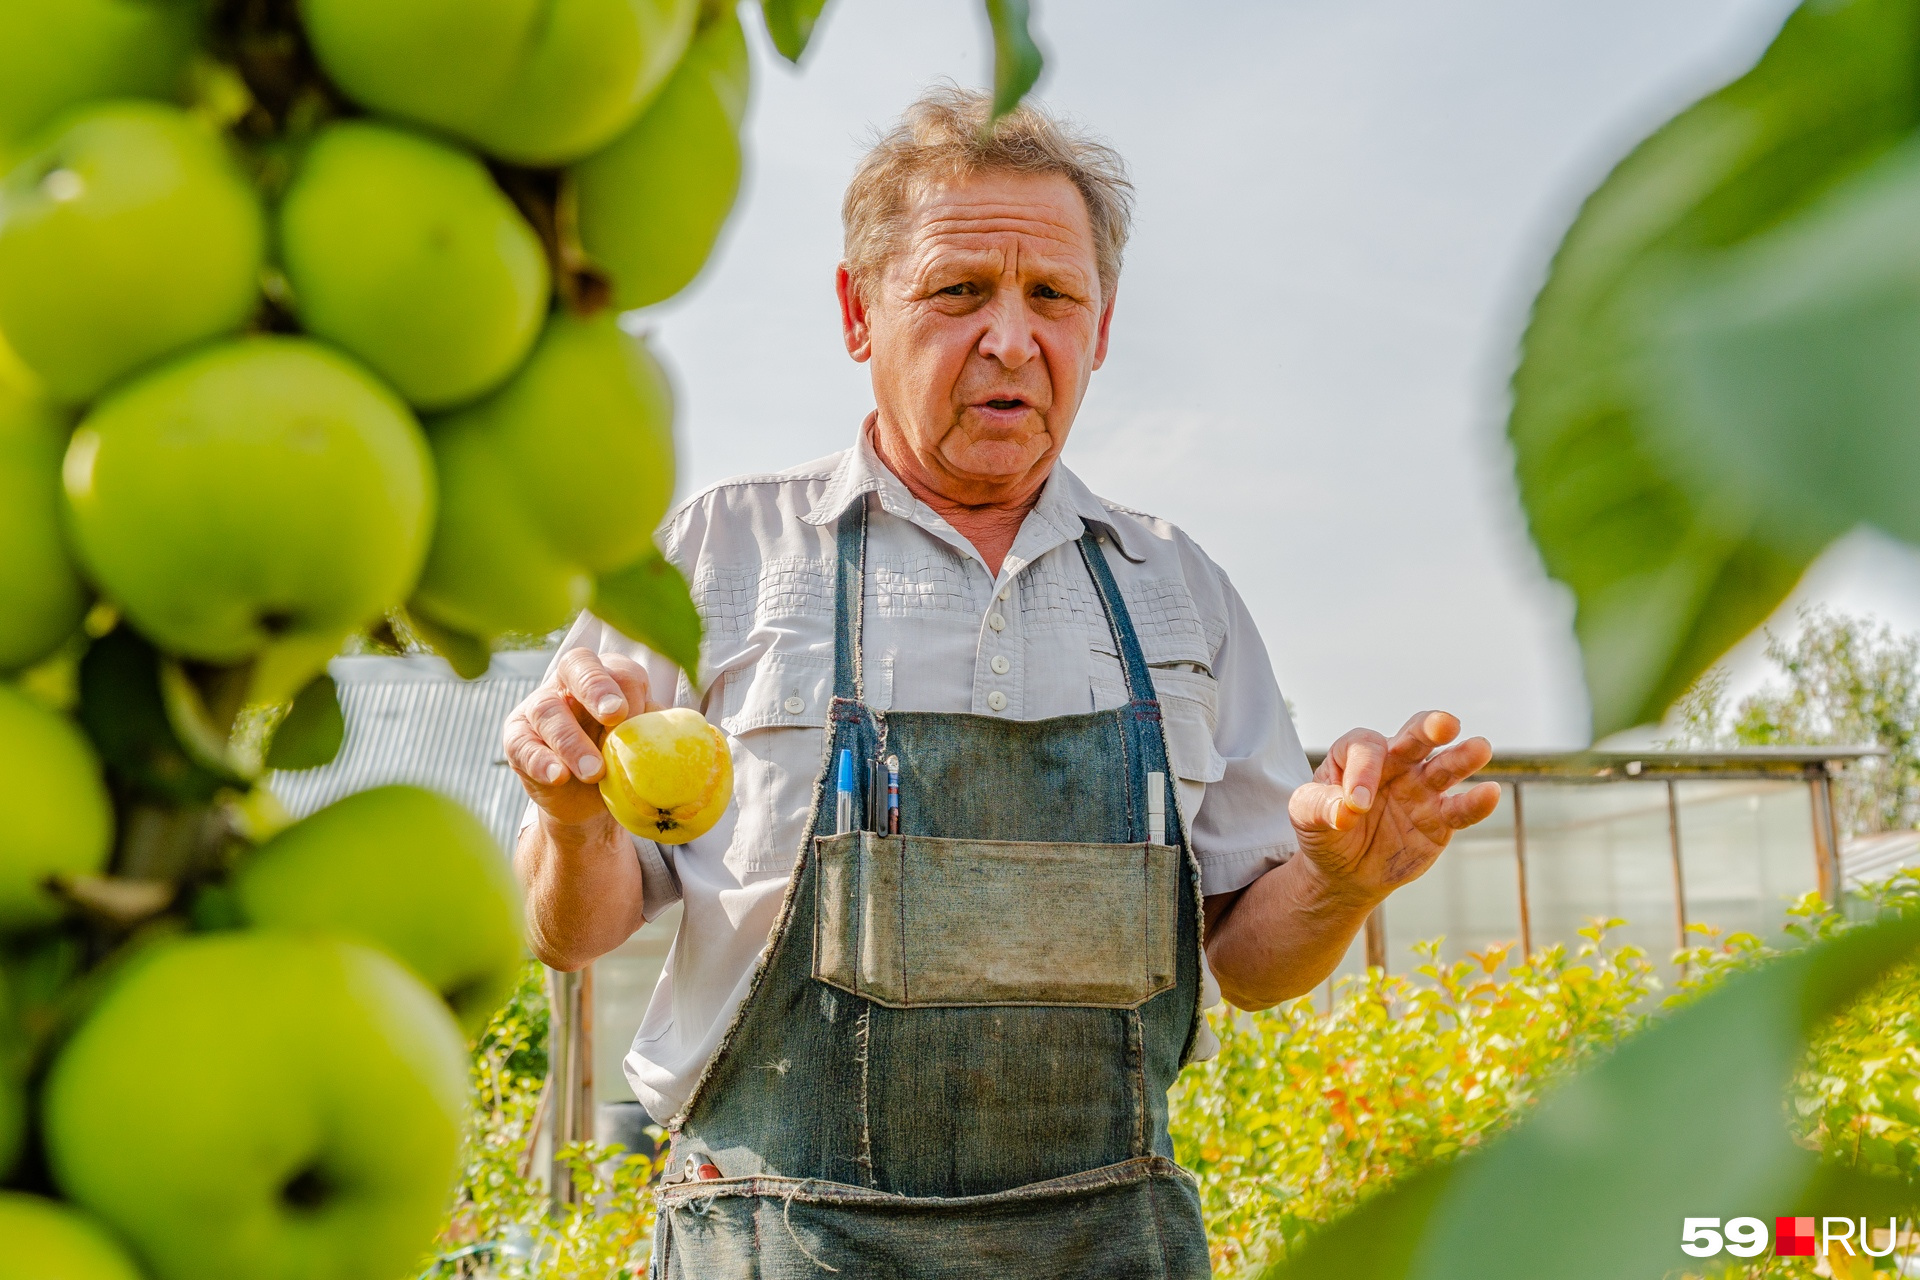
[886,755,900,834]
[835,749,855,835]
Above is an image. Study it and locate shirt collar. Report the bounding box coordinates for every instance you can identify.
[802,424,1141,563]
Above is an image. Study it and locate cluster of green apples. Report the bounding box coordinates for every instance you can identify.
[0,0,750,1275]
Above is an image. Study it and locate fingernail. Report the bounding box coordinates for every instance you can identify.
[596,696,624,718]
[1349,785,1372,811]
[544,761,566,784]
[578,755,601,778]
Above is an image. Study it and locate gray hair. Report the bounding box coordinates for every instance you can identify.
[841,84,1134,300]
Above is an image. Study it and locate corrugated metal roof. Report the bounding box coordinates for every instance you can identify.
[1844,830,1920,889]
[267,650,555,851]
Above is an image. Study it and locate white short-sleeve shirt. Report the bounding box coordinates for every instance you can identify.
[525,433,1312,1121]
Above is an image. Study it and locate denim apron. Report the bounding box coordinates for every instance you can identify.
[652,499,1212,1278]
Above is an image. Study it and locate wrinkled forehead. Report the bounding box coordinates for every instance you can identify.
[893,169,1097,286]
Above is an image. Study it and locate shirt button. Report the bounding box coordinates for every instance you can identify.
[783,696,805,714]
[998,585,1011,601]
[988,613,1006,631]
[990,655,1010,675]
[987,691,1008,712]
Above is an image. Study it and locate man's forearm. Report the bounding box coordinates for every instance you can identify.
[1205,855,1380,1010]
[515,811,648,972]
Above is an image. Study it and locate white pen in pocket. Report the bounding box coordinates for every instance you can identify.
[1147,770,1166,845]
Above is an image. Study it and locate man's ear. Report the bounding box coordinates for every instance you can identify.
[837,263,873,363]
[1091,285,1118,371]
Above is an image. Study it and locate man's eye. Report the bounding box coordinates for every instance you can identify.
[937,283,971,297]
[1033,284,1066,300]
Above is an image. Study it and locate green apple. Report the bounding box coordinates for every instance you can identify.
[300,0,698,165]
[409,416,593,641]
[44,932,467,1280]
[0,1194,145,1280]
[411,311,675,640]
[280,121,550,411]
[62,337,434,703]
[0,350,87,670]
[0,0,199,161]
[235,784,525,1034]
[576,6,749,310]
[403,418,583,644]
[0,101,265,405]
[0,682,113,930]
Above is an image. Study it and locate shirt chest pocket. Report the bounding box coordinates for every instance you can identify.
[720,649,835,733]
[718,650,835,874]
[1150,664,1228,795]
[1091,649,1227,789]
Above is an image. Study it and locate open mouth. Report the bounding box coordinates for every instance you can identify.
[982,398,1028,411]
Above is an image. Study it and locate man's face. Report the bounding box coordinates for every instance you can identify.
[841,169,1115,507]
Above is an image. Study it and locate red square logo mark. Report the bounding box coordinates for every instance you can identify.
[1776,1216,1816,1257]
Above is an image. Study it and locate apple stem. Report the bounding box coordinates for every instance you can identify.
[491,164,614,317]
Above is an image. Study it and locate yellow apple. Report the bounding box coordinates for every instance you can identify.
[599,707,731,844]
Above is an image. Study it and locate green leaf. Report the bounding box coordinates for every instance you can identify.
[592,549,703,685]
[1649,137,1920,547]
[402,608,493,680]
[78,627,247,804]
[1508,0,1920,738]
[1265,907,1920,1280]
[263,673,344,771]
[1270,1164,1459,1280]
[983,0,1044,119]
[760,0,831,63]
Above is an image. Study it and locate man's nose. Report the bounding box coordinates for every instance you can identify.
[976,290,1038,369]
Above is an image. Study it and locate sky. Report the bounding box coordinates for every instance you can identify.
[631,0,1920,750]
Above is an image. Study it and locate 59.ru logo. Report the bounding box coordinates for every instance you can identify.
[1681,1216,1902,1258]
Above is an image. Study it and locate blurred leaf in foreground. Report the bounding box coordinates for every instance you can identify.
[760,0,831,64]
[1267,908,1920,1280]
[592,548,703,687]
[1509,0,1920,738]
[983,0,1044,120]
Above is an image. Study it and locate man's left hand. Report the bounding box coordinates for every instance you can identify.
[1287,710,1500,908]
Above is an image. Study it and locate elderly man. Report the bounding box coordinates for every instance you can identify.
[509,86,1499,1278]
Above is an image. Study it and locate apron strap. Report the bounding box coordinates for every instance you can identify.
[1076,532,1157,708]
[833,498,868,703]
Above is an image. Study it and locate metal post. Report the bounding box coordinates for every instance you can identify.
[1666,780,1688,956]
[1364,904,1387,971]
[1512,781,1532,958]
[1809,765,1842,905]
[547,964,595,1214]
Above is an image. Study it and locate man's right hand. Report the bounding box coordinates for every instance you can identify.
[504,647,659,826]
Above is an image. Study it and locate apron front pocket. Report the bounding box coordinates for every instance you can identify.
[812,832,1179,1008]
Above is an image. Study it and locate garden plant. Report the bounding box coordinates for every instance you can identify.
[0,0,1041,1276]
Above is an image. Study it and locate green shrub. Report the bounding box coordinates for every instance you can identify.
[1170,926,1658,1276]
[422,964,659,1278]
